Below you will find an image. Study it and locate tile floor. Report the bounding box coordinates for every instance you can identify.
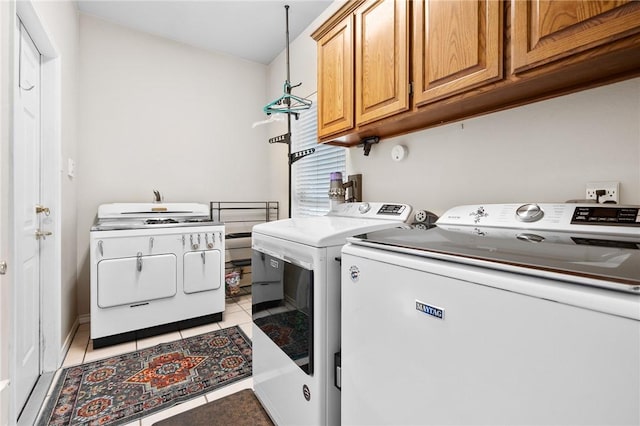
[36,293,254,426]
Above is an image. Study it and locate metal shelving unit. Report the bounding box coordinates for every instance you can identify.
[210,201,279,288]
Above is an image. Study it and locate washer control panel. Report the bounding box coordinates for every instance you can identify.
[437,203,640,236]
[571,206,640,226]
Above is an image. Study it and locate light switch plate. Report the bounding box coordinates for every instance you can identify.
[67,158,76,178]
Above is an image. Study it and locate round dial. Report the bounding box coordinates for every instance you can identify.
[515,203,544,222]
[358,202,371,214]
[415,210,428,223]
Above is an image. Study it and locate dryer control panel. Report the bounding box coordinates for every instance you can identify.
[328,202,413,222]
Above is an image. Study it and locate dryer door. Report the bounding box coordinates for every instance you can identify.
[252,249,314,375]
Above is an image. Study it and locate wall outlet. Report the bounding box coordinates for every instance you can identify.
[586,181,619,204]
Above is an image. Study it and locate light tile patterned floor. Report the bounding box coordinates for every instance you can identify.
[37,294,254,425]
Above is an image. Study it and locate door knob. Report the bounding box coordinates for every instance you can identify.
[35,229,53,240]
[35,205,50,215]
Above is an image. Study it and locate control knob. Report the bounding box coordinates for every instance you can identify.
[358,202,371,214]
[516,203,544,222]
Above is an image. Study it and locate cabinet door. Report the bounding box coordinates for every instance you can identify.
[355,0,409,125]
[183,250,222,293]
[97,254,177,308]
[413,0,502,107]
[317,15,355,138]
[512,0,640,73]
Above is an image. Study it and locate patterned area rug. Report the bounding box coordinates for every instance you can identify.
[37,326,252,426]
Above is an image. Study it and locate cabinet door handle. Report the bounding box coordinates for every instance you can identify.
[136,252,143,272]
[201,251,206,264]
[98,240,104,257]
[149,236,154,251]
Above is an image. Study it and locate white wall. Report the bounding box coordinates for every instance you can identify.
[76,14,271,316]
[352,79,640,214]
[268,2,640,217]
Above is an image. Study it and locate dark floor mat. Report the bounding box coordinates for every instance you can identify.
[152,389,274,426]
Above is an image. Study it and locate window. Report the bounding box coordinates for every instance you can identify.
[291,103,346,217]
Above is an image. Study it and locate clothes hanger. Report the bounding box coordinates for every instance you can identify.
[263,81,312,116]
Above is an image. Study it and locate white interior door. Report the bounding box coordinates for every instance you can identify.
[0,2,12,422]
[14,21,42,413]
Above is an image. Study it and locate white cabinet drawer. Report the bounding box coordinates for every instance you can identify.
[183,250,222,293]
[97,253,177,308]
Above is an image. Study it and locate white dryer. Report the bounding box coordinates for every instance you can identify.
[251,202,412,425]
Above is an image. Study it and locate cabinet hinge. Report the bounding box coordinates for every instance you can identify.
[409,81,413,96]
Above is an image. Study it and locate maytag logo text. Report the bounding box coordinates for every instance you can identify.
[416,300,444,320]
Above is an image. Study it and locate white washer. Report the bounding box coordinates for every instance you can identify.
[341,203,640,425]
[251,202,412,425]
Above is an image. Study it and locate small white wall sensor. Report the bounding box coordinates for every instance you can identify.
[391,145,407,162]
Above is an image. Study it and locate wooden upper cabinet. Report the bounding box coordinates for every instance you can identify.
[512,0,640,73]
[317,15,355,139]
[313,0,640,145]
[355,0,409,126]
[413,0,503,107]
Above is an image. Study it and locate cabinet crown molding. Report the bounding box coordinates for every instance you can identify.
[311,0,366,40]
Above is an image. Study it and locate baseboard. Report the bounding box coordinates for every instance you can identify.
[58,317,80,369]
[79,314,91,324]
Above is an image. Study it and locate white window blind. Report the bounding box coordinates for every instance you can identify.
[291,103,346,217]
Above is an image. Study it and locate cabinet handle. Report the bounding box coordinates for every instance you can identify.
[98,240,104,257]
[201,251,206,264]
[149,236,154,251]
[136,252,143,272]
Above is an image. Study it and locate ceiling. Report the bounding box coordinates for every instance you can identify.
[75,0,335,65]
